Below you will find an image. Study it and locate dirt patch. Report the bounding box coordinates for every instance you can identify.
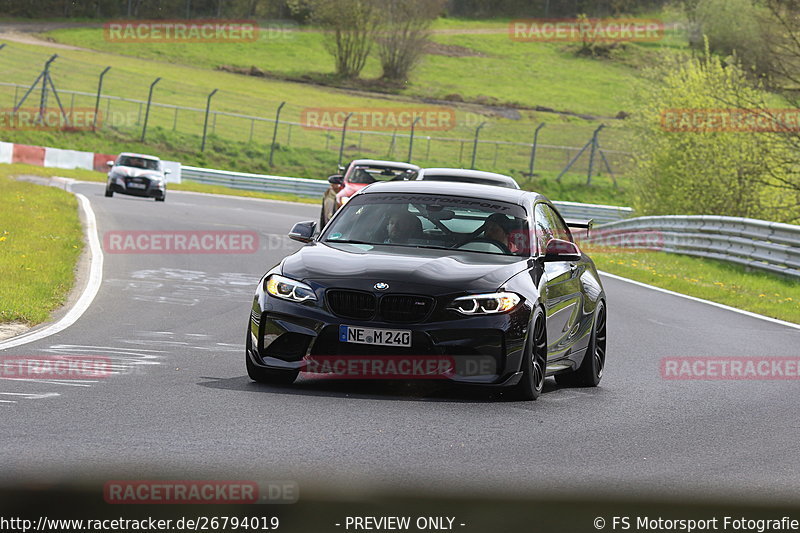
[0,322,30,342]
[425,41,488,57]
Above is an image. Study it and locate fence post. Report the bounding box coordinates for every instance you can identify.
[201,88,218,152]
[407,116,421,162]
[528,122,546,177]
[338,112,354,167]
[140,76,161,142]
[269,101,285,167]
[587,124,605,185]
[470,121,486,169]
[93,66,110,132]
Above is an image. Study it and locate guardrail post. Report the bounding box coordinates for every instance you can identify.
[201,88,218,152]
[93,66,111,132]
[140,76,161,143]
[528,122,546,177]
[470,121,486,169]
[269,101,285,167]
[407,116,421,163]
[338,112,354,167]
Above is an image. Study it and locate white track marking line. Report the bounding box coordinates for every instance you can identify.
[0,192,104,350]
[599,271,800,331]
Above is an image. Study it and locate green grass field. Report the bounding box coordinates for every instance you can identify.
[0,167,83,324]
[592,250,800,323]
[0,17,665,201]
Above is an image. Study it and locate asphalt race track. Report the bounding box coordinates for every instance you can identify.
[1,181,799,512]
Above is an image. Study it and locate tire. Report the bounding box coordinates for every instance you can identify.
[155,193,166,202]
[508,309,547,401]
[555,300,606,388]
[105,188,113,197]
[245,328,298,385]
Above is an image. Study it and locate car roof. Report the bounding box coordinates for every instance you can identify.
[417,168,520,188]
[118,152,161,161]
[348,159,420,171]
[359,180,544,206]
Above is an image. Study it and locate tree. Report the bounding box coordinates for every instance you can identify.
[629,44,797,222]
[375,0,443,82]
[290,0,380,79]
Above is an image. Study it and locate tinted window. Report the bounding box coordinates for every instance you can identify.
[323,193,530,257]
[534,203,572,254]
[347,165,413,184]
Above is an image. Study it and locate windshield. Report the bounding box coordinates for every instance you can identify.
[322,192,530,256]
[347,165,413,184]
[117,156,160,170]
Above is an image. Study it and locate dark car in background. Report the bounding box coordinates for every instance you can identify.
[320,159,420,226]
[415,168,520,189]
[105,152,170,202]
[248,181,606,400]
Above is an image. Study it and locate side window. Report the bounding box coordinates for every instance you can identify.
[533,204,553,255]
[534,203,572,254]
[543,205,572,243]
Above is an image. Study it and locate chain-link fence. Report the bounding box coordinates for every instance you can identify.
[0,44,634,180]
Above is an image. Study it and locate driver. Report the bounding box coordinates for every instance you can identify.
[480,213,519,253]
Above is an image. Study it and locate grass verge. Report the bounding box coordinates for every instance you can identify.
[591,250,800,324]
[0,167,83,324]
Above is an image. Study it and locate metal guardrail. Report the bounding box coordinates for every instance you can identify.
[181,165,634,222]
[587,215,800,278]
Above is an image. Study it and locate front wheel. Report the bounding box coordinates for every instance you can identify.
[105,187,113,197]
[555,300,606,388]
[507,310,547,401]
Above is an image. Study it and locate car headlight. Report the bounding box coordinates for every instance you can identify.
[340,195,351,205]
[264,274,316,302]
[448,292,521,315]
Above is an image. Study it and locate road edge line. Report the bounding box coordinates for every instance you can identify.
[598,270,800,331]
[0,191,104,350]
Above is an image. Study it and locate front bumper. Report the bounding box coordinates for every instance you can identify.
[109,177,165,198]
[247,291,531,385]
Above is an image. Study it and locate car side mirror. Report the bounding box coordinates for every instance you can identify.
[106,161,114,167]
[288,220,317,243]
[164,169,172,175]
[542,239,582,262]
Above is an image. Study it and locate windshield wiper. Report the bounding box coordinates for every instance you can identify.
[325,239,379,245]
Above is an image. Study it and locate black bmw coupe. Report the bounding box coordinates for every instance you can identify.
[246,181,606,400]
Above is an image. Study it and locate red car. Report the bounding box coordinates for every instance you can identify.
[320,159,420,226]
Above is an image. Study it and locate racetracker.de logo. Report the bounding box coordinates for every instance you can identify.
[103,231,259,254]
[509,18,665,43]
[0,356,112,379]
[0,108,101,131]
[104,480,298,504]
[661,108,800,132]
[300,107,456,132]
[661,357,800,380]
[103,20,259,43]
[303,355,459,379]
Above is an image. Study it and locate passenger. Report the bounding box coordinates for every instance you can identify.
[385,211,422,244]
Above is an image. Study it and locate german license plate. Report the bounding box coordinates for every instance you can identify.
[339,325,411,347]
[128,182,146,189]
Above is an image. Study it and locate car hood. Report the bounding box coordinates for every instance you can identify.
[112,166,163,179]
[282,242,530,293]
